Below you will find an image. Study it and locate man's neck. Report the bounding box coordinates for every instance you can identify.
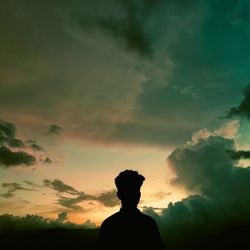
[120,206,139,213]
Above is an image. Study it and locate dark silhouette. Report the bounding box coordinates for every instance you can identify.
[97,170,164,250]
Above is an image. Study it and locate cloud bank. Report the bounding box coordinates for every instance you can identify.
[141,134,250,248]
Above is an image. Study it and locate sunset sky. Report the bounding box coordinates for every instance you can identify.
[1,0,250,227]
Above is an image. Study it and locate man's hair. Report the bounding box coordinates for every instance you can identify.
[115,170,145,191]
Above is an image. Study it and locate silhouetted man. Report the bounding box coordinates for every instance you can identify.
[97,170,163,250]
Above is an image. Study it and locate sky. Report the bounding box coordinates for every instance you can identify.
[1,0,250,227]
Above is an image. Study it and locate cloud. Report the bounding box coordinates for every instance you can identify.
[151,191,171,201]
[0,0,248,150]
[96,190,119,207]
[29,144,43,151]
[167,136,250,202]
[132,134,250,248]
[43,178,119,211]
[226,149,250,160]
[0,120,51,168]
[89,0,155,58]
[82,219,96,229]
[0,213,97,231]
[57,190,119,211]
[143,135,250,245]
[57,193,93,212]
[227,83,250,118]
[43,179,81,196]
[0,146,36,168]
[23,180,43,188]
[57,212,68,222]
[43,157,53,164]
[46,124,63,135]
[0,121,16,138]
[8,139,25,148]
[0,0,201,148]
[1,183,37,198]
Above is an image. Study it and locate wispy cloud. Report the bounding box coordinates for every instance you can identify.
[43,179,119,211]
[1,183,37,198]
[43,179,81,196]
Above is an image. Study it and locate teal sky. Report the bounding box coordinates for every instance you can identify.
[1,0,250,225]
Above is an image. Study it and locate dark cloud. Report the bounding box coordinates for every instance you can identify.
[227,83,250,118]
[0,121,16,138]
[1,182,37,198]
[226,149,250,160]
[140,135,250,248]
[0,121,17,147]
[0,0,249,149]
[43,179,80,196]
[57,190,119,211]
[43,157,52,164]
[44,178,119,211]
[24,180,43,188]
[47,124,63,135]
[0,120,51,168]
[97,190,119,207]
[94,1,154,58]
[57,212,68,222]
[167,136,250,204]
[82,219,96,229]
[113,135,249,248]
[0,213,96,231]
[57,193,94,212]
[8,139,25,148]
[0,146,36,168]
[29,143,43,151]
[77,0,197,58]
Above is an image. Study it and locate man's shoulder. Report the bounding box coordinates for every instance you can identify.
[100,212,121,227]
[139,212,158,225]
[100,210,157,228]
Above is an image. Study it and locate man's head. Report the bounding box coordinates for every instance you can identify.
[115,170,145,208]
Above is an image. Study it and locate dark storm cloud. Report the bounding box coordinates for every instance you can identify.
[43,179,80,196]
[93,0,154,57]
[77,0,197,58]
[139,135,250,248]
[167,136,250,201]
[152,136,250,241]
[1,182,37,198]
[1,0,250,149]
[227,83,250,119]
[0,146,36,168]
